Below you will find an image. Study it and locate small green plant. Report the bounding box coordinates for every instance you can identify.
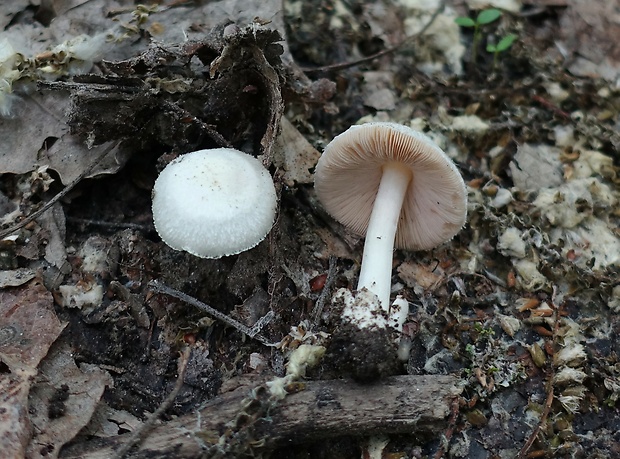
[454,8,502,65]
[487,33,517,70]
[473,322,495,339]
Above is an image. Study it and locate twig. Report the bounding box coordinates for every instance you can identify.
[148,280,277,346]
[250,310,275,336]
[160,100,233,148]
[0,142,119,240]
[531,94,570,119]
[62,375,462,459]
[433,397,461,459]
[38,80,142,94]
[301,1,446,73]
[67,217,154,232]
[310,255,338,329]
[517,384,554,459]
[112,346,192,459]
[517,286,561,459]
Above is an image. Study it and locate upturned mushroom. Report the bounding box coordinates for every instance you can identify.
[152,148,277,259]
[315,122,467,331]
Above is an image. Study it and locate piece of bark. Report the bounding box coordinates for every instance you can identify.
[60,375,461,458]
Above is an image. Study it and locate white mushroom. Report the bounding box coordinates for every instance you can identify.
[152,148,277,259]
[314,122,467,328]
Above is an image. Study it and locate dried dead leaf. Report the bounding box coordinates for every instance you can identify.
[51,0,92,16]
[0,92,69,174]
[0,0,30,30]
[26,342,113,459]
[509,143,563,192]
[40,203,67,270]
[362,71,397,111]
[0,92,127,185]
[273,117,321,185]
[1,0,287,188]
[80,402,142,438]
[0,280,65,459]
[314,227,357,261]
[558,0,620,79]
[397,261,444,290]
[0,268,37,288]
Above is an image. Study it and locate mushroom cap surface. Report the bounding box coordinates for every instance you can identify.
[314,122,467,250]
[152,148,277,258]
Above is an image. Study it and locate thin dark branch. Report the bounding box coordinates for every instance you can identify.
[66,217,154,232]
[113,346,192,459]
[0,142,119,240]
[160,100,233,148]
[148,280,277,346]
[517,286,561,459]
[310,255,338,329]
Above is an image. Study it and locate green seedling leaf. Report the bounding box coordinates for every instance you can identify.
[454,16,476,27]
[477,8,502,25]
[486,44,497,52]
[496,33,517,52]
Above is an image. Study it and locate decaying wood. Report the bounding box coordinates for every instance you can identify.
[61,375,461,458]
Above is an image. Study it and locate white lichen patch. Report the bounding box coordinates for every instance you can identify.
[266,344,326,400]
[555,343,587,368]
[497,227,526,259]
[42,33,109,76]
[510,143,564,192]
[532,176,619,269]
[571,149,615,179]
[543,81,570,104]
[450,115,490,136]
[554,367,587,385]
[552,125,576,147]
[533,178,616,229]
[490,187,513,208]
[496,311,521,337]
[555,218,620,269]
[604,378,620,405]
[514,259,548,291]
[285,344,326,379]
[513,137,620,271]
[0,37,22,117]
[558,385,587,413]
[79,236,114,274]
[57,282,104,310]
[361,71,397,111]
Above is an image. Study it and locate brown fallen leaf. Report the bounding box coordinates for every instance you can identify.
[397,260,445,290]
[0,279,65,459]
[273,116,322,186]
[558,0,620,79]
[26,341,113,459]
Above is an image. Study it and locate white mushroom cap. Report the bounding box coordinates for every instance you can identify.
[314,122,467,251]
[152,148,277,258]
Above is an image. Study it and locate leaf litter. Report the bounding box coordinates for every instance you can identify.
[0,0,619,458]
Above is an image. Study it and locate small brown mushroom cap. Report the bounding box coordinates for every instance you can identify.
[314,122,467,250]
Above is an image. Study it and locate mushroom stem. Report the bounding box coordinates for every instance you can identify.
[357,162,412,310]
